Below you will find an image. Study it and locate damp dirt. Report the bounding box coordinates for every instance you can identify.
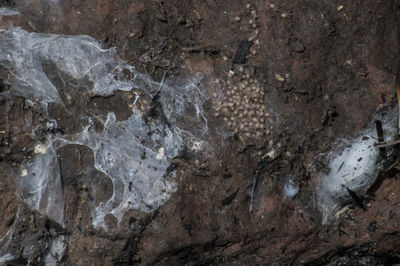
[1,0,400,265]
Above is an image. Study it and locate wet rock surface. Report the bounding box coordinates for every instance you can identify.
[1,0,400,265]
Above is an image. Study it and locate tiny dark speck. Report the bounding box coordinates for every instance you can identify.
[357,157,363,161]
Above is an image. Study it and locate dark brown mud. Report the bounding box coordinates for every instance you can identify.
[1,0,400,265]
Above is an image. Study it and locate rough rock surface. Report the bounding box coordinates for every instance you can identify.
[1,0,400,265]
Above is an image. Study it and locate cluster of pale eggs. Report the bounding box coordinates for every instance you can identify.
[214,5,269,139]
[212,66,270,139]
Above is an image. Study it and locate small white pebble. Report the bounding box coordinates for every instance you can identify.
[21,168,28,177]
[223,56,228,61]
[246,4,251,9]
[156,147,165,160]
[34,143,47,154]
[265,148,278,160]
[234,16,241,21]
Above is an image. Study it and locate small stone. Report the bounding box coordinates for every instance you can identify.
[50,228,57,237]
[293,41,305,53]
[264,148,278,160]
[66,94,72,101]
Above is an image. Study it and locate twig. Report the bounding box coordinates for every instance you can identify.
[181,44,210,52]
[374,139,400,148]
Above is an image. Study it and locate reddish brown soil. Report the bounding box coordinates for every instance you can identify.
[1,0,400,265]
